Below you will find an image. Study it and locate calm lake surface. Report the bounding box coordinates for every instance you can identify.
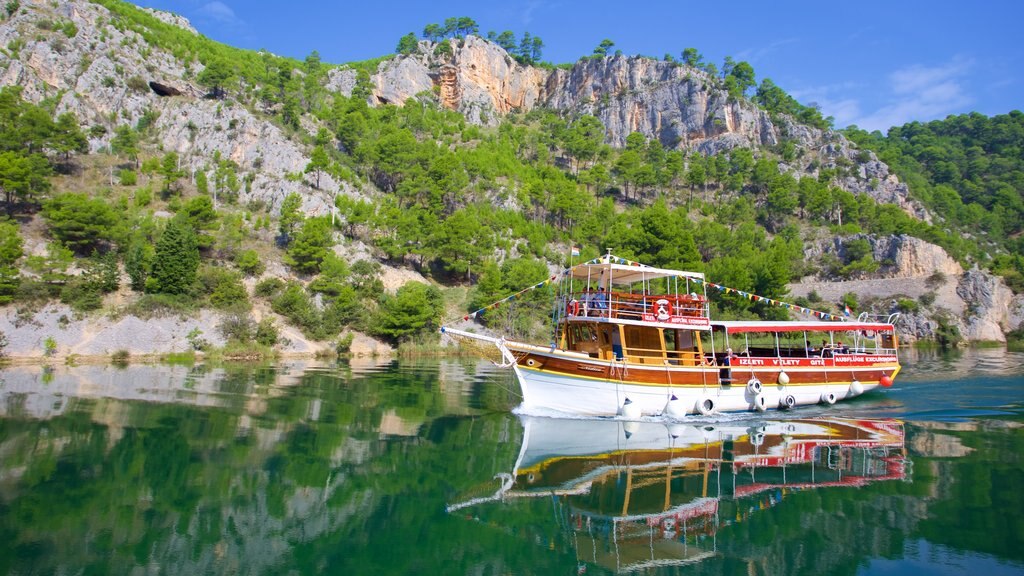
[1,349,1022,575]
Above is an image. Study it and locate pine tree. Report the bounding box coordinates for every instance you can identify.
[149,216,199,295]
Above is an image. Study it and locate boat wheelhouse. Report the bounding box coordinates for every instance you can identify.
[442,255,900,417]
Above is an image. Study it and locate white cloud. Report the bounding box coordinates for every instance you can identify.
[520,1,545,26]
[789,82,864,127]
[735,38,800,65]
[197,1,241,25]
[848,57,974,132]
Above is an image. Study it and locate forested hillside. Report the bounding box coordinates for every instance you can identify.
[0,0,1019,359]
[844,112,1024,289]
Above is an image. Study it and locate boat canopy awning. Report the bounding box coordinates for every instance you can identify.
[712,320,895,334]
[566,261,704,285]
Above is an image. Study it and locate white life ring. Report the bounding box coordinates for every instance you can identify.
[655,298,670,321]
[780,394,796,409]
[746,378,762,395]
[696,397,716,416]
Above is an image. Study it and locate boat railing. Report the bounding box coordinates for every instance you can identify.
[563,291,709,323]
[856,311,902,325]
[619,345,707,365]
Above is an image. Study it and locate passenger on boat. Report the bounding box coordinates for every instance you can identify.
[723,347,737,366]
[580,291,594,315]
[592,287,608,314]
[821,340,833,358]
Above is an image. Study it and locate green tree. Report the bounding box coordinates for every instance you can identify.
[278,192,303,241]
[0,218,22,303]
[422,23,442,42]
[371,281,443,342]
[148,216,200,295]
[285,216,333,274]
[159,152,184,195]
[593,39,615,57]
[197,58,234,99]
[728,60,756,98]
[395,32,417,55]
[0,150,51,205]
[305,145,329,189]
[681,47,703,67]
[564,115,605,173]
[41,193,116,254]
[494,30,516,52]
[52,112,88,162]
[111,125,139,167]
[124,238,152,291]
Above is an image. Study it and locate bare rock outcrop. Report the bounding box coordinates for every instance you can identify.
[327,36,920,214]
[0,0,364,216]
[956,268,1017,341]
[791,234,1022,343]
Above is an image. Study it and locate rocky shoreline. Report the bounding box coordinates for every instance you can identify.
[0,303,395,362]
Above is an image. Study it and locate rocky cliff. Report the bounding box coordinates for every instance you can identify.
[0,0,348,216]
[328,35,921,217]
[791,234,1023,343]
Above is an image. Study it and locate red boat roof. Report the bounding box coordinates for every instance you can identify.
[712,320,895,334]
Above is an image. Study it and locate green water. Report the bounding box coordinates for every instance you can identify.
[0,350,1022,575]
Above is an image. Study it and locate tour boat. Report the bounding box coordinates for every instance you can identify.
[448,415,907,572]
[442,255,900,417]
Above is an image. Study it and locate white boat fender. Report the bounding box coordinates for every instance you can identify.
[619,397,641,419]
[696,397,716,416]
[778,371,790,385]
[850,379,864,395]
[753,393,768,412]
[746,378,762,395]
[780,394,796,409]
[623,420,640,438]
[664,394,687,419]
[820,391,837,405]
[667,423,687,439]
[749,430,765,447]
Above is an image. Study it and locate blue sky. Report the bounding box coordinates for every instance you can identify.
[132,0,1022,133]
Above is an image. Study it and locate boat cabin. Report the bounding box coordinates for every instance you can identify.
[556,260,712,366]
[709,317,900,363]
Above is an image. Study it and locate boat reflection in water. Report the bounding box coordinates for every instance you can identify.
[449,416,907,573]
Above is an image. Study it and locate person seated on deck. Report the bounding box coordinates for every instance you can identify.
[580,291,594,315]
[820,340,833,358]
[591,287,609,315]
[836,341,848,354]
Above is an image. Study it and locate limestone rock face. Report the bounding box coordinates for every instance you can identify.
[334,36,921,214]
[792,234,1019,343]
[956,269,1017,341]
[0,0,358,216]
[543,55,777,151]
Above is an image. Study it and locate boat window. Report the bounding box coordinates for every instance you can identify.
[623,325,662,360]
[777,330,807,358]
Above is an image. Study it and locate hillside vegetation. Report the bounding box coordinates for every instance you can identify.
[0,0,1019,358]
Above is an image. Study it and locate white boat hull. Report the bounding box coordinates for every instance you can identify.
[515,362,877,417]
